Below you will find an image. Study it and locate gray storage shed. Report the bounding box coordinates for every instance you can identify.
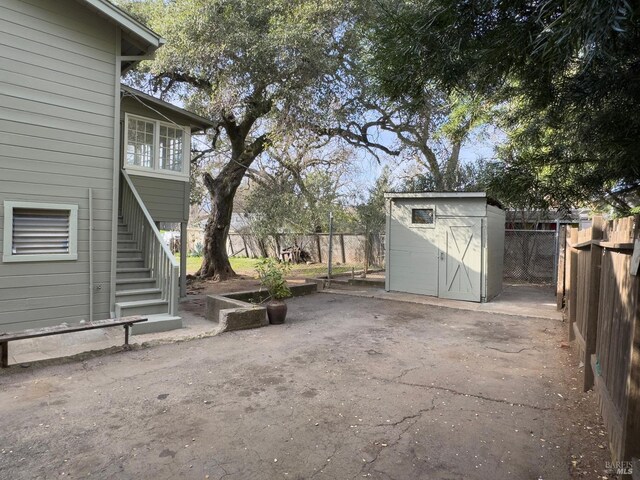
[385,192,505,302]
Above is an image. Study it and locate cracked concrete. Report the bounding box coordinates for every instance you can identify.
[0,292,611,479]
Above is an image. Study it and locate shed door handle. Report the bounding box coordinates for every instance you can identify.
[440,252,445,260]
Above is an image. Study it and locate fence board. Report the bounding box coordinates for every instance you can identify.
[592,216,639,463]
[566,228,579,341]
[561,215,640,464]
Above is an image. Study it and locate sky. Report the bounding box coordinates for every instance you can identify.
[348,125,503,195]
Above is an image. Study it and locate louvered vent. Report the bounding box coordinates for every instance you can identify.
[12,208,70,255]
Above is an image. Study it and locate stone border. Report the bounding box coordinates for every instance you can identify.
[205,283,318,333]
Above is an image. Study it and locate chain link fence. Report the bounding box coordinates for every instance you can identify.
[503,229,557,284]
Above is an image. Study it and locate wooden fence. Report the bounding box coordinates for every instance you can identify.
[560,216,640,464]
[187,230,386,267]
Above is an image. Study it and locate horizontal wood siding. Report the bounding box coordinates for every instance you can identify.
[129,175,189,223]
[0,0,117,331]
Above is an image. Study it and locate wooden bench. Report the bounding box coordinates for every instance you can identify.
[0,316,147,368]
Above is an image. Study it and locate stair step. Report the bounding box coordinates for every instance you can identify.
[115,299,169,317]
[115,288,163,302]
[117,248,143,259]
[131,314,182,335]
[118,232,134,241]
[117,258,145,268]
[116,278,157,291]
[116,267,151,279]
[118,240,137,247]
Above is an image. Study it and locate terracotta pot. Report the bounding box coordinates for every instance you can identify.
[266,299,287,324]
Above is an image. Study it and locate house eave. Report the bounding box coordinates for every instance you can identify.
[121,85,215,133]
[77,0,164,51]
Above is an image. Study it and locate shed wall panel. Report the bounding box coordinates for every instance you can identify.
[486,206,505,300]
[387,200,439,295]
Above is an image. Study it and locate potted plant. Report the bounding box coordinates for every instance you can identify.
[256,257,292,324]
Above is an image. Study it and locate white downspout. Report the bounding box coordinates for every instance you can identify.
[89,188,94,321]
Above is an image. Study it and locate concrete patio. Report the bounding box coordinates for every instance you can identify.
[0,291,611,479]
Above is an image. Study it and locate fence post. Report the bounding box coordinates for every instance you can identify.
[340,234,346,264]
[316,235,322,263]
[582,216,603,391]
[556,225,567,310]
[327,213,334,283]
[567,227,579,341]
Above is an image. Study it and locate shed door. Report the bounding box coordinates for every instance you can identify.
[438,218,482,302]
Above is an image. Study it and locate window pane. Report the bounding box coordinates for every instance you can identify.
[159,125,184,172]
[412,208,434,224]
[126,118,155,168]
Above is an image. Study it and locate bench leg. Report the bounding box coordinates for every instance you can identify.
[1,342,8,368]
[124,324,130,345]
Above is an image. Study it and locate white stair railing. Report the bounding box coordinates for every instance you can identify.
[120,170,179,316]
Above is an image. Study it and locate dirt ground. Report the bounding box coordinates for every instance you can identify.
[0,293,613,480]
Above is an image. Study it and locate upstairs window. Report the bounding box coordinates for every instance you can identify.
[3,202,78,263]
[124,114,190,179]
[159,125,184,171]
[127,117,155,168]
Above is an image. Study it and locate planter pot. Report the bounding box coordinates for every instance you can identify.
[266,299,287,324]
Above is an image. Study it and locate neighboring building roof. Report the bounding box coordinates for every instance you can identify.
[384,192,487,199]
[121,85,215,132]
[77,0,164,51]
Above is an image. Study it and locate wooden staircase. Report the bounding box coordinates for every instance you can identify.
[116,172,181,334]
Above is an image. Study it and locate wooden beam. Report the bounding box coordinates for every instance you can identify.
[568,227,579,342]
[583,216,603,391]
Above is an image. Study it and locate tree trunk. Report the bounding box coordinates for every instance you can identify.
[198,181,237,280]
[197,129,268,280]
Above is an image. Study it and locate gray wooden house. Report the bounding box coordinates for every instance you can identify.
[385,192,505,302]
[0,0,213,334]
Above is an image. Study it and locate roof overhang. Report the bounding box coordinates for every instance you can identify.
[121,85,215,133]
[384,192,487,199]
[78,0,164,51]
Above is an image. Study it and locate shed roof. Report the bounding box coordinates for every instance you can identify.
[384,192,487,199]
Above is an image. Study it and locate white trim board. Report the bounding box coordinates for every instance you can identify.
[3,201,79,263]
[384,192,487,199]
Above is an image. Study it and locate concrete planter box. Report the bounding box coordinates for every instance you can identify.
[205,283,318,333]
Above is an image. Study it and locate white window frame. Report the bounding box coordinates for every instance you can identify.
[410,205,436,229]
[3,201,79,263]
[124,113,191,182]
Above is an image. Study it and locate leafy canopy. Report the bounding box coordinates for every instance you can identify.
[369,0,640,212]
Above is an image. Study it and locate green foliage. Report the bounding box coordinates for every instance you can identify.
[245,170,357,236]
[255,257,291,300]
[369,0,640,213]
[356,168,390,234]
[119,0,365,131]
